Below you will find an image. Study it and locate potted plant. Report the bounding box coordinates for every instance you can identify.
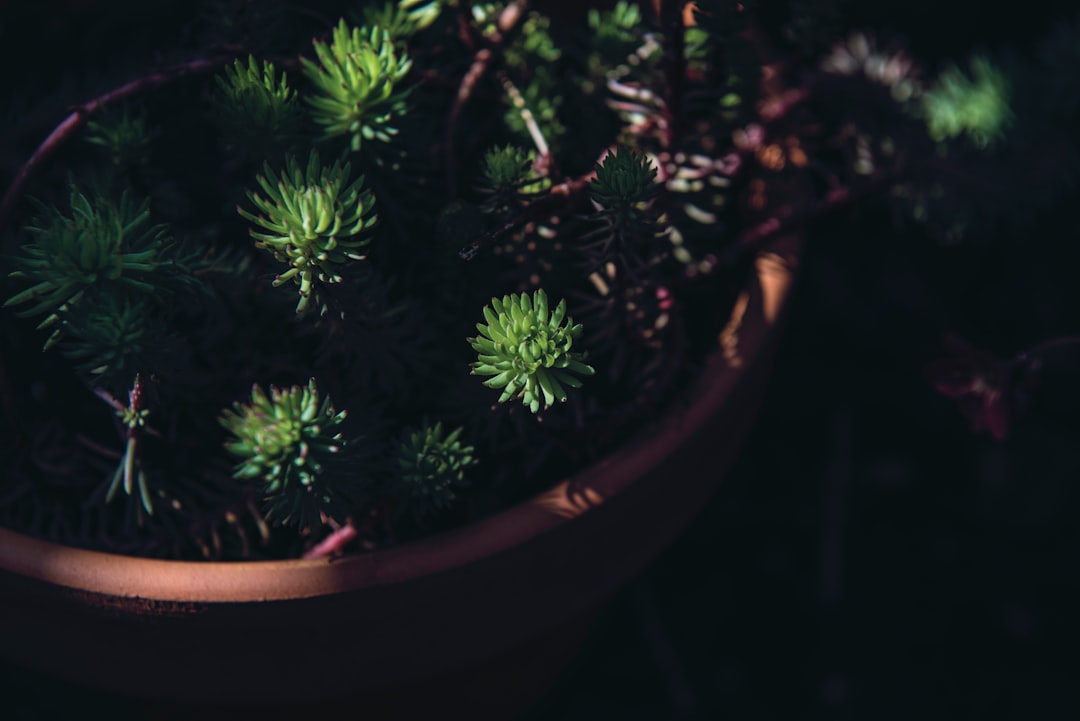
[8,0,1072,716]
[0,1,807,711]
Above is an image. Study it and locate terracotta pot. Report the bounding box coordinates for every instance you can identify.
[0,6,803,712]
[0,222,800,716]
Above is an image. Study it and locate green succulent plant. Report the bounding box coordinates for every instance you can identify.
[84,104,157,167]
[589,1,643,54]
[922,56,1012,148]
[481,145,534,193]
[3,188,175,346]
[102,375,155,515]
[393,421,477,520]
[238,149,378,313]
[469,289,595,414]
[477,144,546,215]
[220,379,357,530]
[302,20,413,152]
[590,146,660,215]
[58,294,181,390]
[358,0,444,41]
[208,55,304,157]
[11,0,1058,567]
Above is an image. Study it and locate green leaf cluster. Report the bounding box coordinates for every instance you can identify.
[469,289,595,414]
[208,56,304,158]
[922,56,1012,148]
[590,146,660,216]
[1,185,190,382]
[59,294,183,384]
[588,1,643,58]
[499,10,565,149]
[5,189,169,323]
[238,150,377,313]
[358,0,445,42]
[302,20,413,152]
[220,379,356,530]
[482,145,533,193]
[477,144,547,216]
[393,421,476,520]
[85,105,157,167]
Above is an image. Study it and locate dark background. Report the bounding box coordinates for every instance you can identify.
[3,1,1079,719]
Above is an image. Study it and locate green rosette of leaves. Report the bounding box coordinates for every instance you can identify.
[238,149,377,313]
[469,289,595,413]
[302,20,413,151]
[393,421,477,520]
[220,379,357,530]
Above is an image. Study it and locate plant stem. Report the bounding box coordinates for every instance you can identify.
[0,54,238,234]
[445,47,493,197]
[444,0,529,197]
[498,71,550,160]
[303,521,358,559]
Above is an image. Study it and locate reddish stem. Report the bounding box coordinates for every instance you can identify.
[444,0,529,197]
[303,522,359,559]
[445,48,494,196]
